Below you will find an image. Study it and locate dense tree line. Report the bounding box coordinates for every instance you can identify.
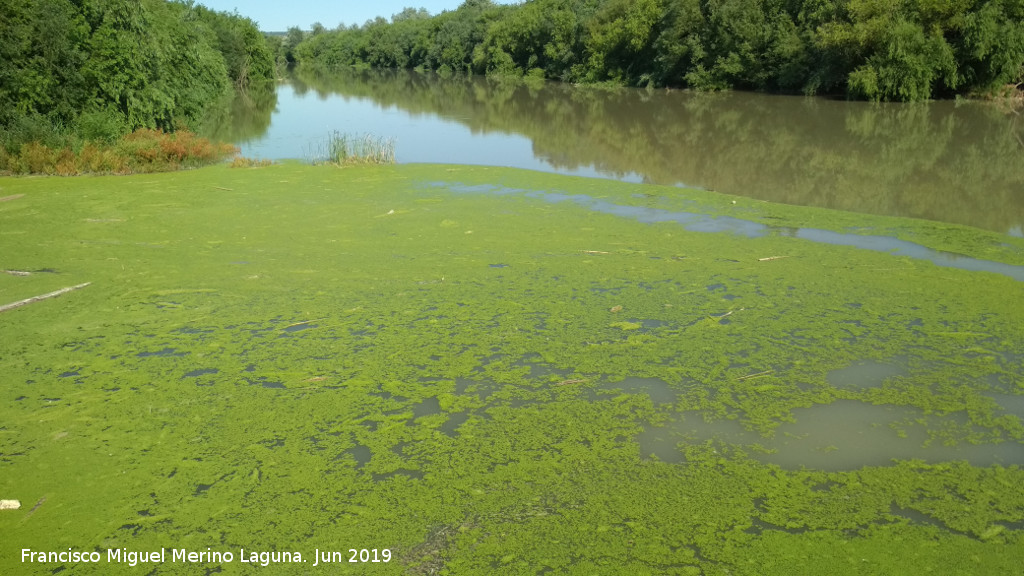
[292,0,1024,101]
[0,0,275,151]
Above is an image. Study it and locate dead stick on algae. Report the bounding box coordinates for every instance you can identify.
[0,283,91,314]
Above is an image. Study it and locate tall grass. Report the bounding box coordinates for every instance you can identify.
[306,131,396,165]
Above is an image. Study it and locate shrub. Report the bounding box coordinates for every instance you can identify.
[0,129,237,175]
[76,109,128,144]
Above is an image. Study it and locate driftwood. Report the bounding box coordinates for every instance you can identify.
[283,318,326,330]
[2,270,32,276]
[0,283,91,314]
[758,256,790,262]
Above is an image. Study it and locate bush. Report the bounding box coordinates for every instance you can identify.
[0,114,72,154]
[0,129,238,175]
[76,109,128,144]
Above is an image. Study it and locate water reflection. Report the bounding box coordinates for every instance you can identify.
[202,86,278,145]
[233,68,1024,234]
[430,181,1024,281]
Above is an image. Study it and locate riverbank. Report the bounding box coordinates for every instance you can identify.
[2,163,1022,574]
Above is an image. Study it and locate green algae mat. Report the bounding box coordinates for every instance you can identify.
[1,163,1023,574]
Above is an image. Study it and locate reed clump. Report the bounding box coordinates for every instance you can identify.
[306,131,396,166]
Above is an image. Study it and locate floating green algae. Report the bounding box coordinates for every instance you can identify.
[1,164,1023,574]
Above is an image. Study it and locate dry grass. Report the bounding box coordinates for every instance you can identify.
[0,129,238,175]
[230,155,274,168]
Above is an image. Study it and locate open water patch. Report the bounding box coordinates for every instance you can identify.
[986,392,1024,422]
[827,360,907,390]
[639,400,1024,470]
[341,445,372,468]
[596,377,678,405]
[440,412,470,437]
[411,397,442,420]
[136,347,188,358]
[184,368,219,378]
[428,182,1024,281]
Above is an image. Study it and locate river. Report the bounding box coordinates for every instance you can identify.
[212,67,1024,236]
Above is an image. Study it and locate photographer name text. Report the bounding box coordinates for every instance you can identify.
[22,547,391,567]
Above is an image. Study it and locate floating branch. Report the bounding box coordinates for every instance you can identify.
[2,270,31,276]
[0,283,91,314]
[758,256,790,262]
[282,318,326,330]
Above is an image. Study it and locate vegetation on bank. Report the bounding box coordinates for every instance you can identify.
[0,129,240,176]
[291,0,1024,101]
[0,0,275,172]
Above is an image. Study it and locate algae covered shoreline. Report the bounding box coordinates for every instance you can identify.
[1,163,1023,574]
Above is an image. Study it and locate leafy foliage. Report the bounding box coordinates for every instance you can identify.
[0,0,276,156]
[292,0,1024,101]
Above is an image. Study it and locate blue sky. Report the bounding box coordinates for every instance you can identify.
[195,0,516,31]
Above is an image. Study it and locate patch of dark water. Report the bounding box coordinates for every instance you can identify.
[432,183,1024,282]
[639,400,1024,470]
[412,397,442,419]
[260,437,285,449]
[454,378,480,395]
[639,415,752,464]
[183,368,219,378]
[513,358,572,381]
[890,504,954,532]
[175,327,215,335]
[374,470,424,482]
[243,377,285,389]
[745,517,808,536]
[440,412,470,437]
[595,377,678,405]
[340,445,372,468]
[136,347,188,358]
[827,360,907,390]
[986,392,1024,421]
